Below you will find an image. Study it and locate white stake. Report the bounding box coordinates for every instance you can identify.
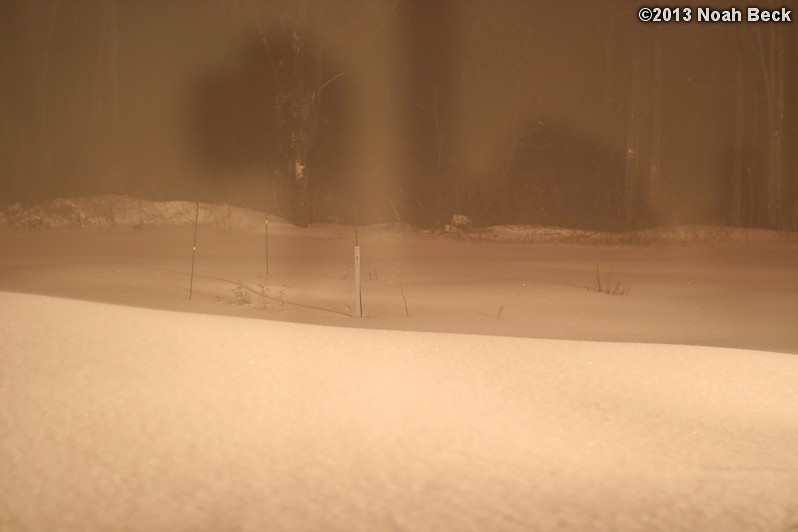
[189,201,199,300]
[354,245,362,317]
[265,214,269,275]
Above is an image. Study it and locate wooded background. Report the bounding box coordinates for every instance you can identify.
[1,0,795,230]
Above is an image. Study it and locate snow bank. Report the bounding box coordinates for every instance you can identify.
[4,196,795,246]
[471,223,796,245]
[2,292,797,531]
[0,196,266,230]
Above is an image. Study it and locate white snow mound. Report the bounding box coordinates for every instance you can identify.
[2,292,797,531]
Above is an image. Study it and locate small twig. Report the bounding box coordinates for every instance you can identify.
[315,72,344,100]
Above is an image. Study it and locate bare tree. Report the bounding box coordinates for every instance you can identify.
[461,1,544,223]
[87,0,119,193]
[26,0,59,192]
[729,46,747,227]
[281,0,316,226]
[222,0,341,226]
[751,12,787,229]
[623,26,642,230]
[648,26,663,216]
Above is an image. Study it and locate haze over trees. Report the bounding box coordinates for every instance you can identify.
[0,0,795,230]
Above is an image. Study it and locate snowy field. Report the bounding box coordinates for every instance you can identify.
[1,197,798,531]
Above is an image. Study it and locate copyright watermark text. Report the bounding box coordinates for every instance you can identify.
[637,6,792,23]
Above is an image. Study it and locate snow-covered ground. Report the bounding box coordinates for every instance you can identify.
[1,197,797,531]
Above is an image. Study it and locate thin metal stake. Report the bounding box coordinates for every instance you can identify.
[354,244,362,317]
[354,197,359,246]
[265,213,270,276]
[189,201,199,300]
[353,194,362,317]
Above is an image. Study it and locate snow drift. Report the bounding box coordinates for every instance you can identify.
[2,292,797,531]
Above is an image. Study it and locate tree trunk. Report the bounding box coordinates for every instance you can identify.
[754,19,786,229]
[292,155,309,227]
[648,27,663,217]
[89,0,119,194]
[624,37,642,230]
[290,0,309,226]
[766,25,785,229]
[284,0,325,227]
[28,1,59,194]
[108,0,120,191]
[730,53,745,226]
